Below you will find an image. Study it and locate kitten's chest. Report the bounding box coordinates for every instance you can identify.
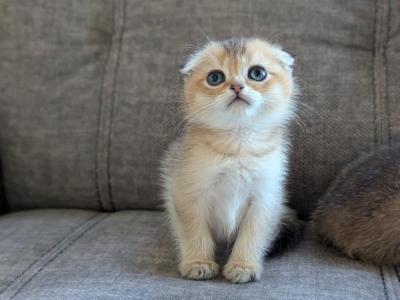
[222,158,259,185]
[206,158,261,239]
[205,153,271,199]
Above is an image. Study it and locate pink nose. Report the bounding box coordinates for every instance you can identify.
[230,84,244,94]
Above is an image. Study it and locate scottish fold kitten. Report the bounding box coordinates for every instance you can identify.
[161,38,300,283]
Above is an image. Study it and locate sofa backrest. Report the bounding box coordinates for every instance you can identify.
[0,0,398,217]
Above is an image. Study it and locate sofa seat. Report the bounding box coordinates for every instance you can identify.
[0,209,398,300]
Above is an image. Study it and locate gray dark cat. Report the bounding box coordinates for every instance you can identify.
[311,143,400,265]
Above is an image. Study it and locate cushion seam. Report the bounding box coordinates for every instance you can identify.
[382,265,400,299]
[0,213,100,297]
[94,2,115,212]
[386,0,392,143]
[107,0,127,211]
[372,0,390,146]
[1,213,109,300]
[95,0,126,212]
[380,266,389,300]
[8,214,110,300]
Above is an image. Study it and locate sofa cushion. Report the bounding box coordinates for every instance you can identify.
[0,209,100,298]
[0,0,114,211]
[387,0,400,139]
[0,1,399,215]
[0,209,398,300]
[110,0,384,215]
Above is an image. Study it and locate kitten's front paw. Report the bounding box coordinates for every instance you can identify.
[223,261,261,283]
[179,260,220,280]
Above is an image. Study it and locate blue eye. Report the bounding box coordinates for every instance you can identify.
[207,70,225,86]
[248,66,267,81]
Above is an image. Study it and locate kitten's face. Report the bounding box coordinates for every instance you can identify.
[181,38,296,129]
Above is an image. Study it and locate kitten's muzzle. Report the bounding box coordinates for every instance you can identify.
[227,95,250,107]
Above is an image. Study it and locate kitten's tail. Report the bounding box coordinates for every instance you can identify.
[267,207,304,257]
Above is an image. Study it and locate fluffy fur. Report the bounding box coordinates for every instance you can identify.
[161,38,299,283]
[311,143,400,265]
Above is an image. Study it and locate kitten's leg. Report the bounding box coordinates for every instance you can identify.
[168,196,219,280]
[223,190,284,283]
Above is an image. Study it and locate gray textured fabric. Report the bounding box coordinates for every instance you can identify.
[387,0,400,140]
[0,209,98,297]
[0,1,399,215]
[0,0,113,211]
[110,0,382,214]
[1,210,398,300]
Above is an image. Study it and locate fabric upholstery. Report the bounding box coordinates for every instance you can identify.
[110,0,387,215]
[0,209,398,300]
[387,0,400,140]
[0,0,113,211]
[0,209,99,298]
[0,1,398,216]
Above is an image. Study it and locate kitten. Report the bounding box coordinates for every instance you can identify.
[161,38,300,283]
[311,143,400,265]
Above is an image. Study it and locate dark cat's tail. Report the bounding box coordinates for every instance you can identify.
[267,207,304,257]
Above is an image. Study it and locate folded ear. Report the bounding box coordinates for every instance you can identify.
[271,45,295,74]
[179,49,204,75]
[180,41,218,75]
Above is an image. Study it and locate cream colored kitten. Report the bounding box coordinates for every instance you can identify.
[161,38,298,283]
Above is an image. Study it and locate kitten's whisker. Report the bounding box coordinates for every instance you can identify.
[292,119,308,134]
[183,102,216,124]
[296,101,323,120]
[182,43,197,50]
[259,100,309,134]
[195,26,212,43]
[183,104,213,123]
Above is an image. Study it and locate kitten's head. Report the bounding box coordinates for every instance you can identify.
[181,38,297,130]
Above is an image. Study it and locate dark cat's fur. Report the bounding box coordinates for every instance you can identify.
[311,143,400,265]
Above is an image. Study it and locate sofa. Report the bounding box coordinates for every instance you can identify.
[0,0,399,299]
